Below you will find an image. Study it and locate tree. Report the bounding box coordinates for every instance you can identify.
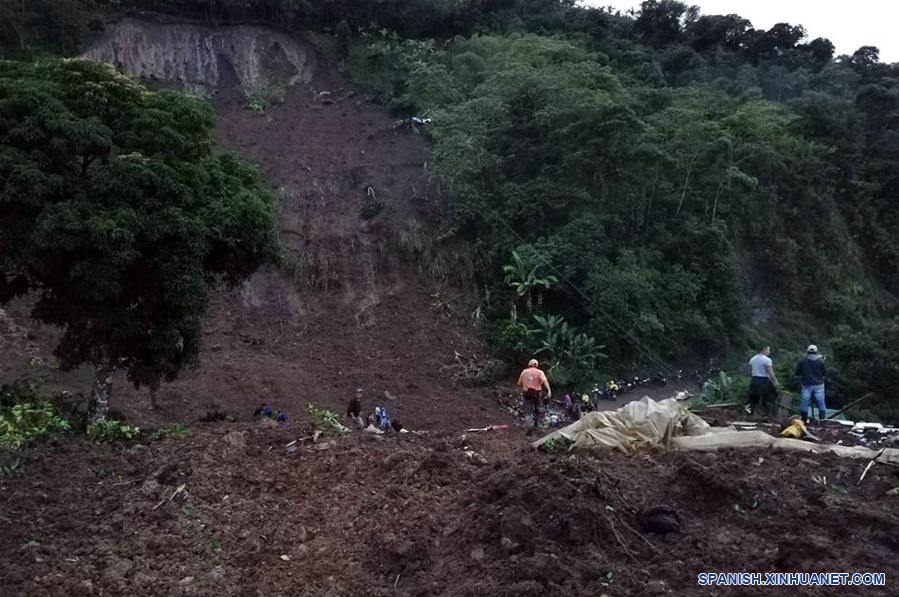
[502,250,558,316]
[0,59,280,421]
[634,0,689,48]
[527,313,606,384]
[686,14,753,54]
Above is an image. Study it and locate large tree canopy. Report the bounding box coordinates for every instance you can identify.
[0,59,280,418]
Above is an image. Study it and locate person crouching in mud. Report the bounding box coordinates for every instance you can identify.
[517,358,551,430]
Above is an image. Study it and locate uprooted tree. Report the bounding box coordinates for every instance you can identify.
[0,59,280,421]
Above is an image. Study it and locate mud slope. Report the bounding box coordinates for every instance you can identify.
[2,425,898,596]
[2,19,494,428]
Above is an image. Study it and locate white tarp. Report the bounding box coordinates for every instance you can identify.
[533,396,899,465]
[672,429,899,464]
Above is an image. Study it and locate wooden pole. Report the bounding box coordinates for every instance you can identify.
[826,392,876,420]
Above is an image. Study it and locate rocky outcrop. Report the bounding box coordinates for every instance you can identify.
[83,18,313,95]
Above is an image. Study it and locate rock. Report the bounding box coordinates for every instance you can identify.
[208,566,225,582]
[102,558,133,582]
[470,546,485,562]
[464,450,488,466]
[382,451,410,470]
[152,462,179,485]
[179,576,195,585]
[82,20,313,96]
[296,526,309,543]
[315,441,336,451]
[223,431,246,448]
[500,536,515,552]
[72,580,93,596]
[140,479,161,497]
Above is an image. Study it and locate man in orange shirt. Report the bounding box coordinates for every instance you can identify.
[517,358,552,429]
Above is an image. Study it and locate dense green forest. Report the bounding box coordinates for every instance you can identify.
[2,0,899,416]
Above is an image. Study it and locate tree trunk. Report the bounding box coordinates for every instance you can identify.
[90,364,114,423]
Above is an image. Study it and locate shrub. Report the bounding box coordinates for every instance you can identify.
[150,423,191,440]
[307,403,349,433]
[0,402,70,450]
[87,420,141,443]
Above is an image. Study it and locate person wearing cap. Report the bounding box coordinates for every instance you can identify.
[346,387,365,429]
[517,358,552,429]
[796,345,827,424]
[745,345,779,415]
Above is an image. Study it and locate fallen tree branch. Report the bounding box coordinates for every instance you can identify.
[152,483,187,511]
[828,393,876,420]
[858,449,887,485]
[605,514,635,559]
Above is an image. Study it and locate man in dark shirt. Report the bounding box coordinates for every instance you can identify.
[346,387,365,429]
[796,345,827,424]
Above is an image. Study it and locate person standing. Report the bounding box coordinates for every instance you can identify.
[517,358,552,428]
[745,346,779,415]
[796,345,827,424]
[346,387,365,429]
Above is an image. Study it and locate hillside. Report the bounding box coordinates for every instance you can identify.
[2,17,494,428]
[4,1,899,418]
[2,7,899,597]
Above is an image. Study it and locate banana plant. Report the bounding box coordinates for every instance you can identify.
[527,314,606,377]
[502,250,558,316]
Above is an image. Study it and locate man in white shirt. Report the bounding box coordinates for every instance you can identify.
[745,346,779,415]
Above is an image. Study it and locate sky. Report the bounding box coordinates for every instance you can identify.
[584,1,899,63]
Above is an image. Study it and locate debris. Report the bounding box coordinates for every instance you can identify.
[280,554,291,561]
[152,483,187,511]
[827,392,876,420]
[463,449,487,466]
[619,514,662,555]
[102,558,134,582]
[209,565,225,582]
[858,449,886,484]
[152,462,179,485]
[858,460,876,485]
[887,486,899,496]
[605,515,635,559]
[364,424,384,434]
[179,576,195,585]
[466,424,510,433]
[140,479,161,497]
